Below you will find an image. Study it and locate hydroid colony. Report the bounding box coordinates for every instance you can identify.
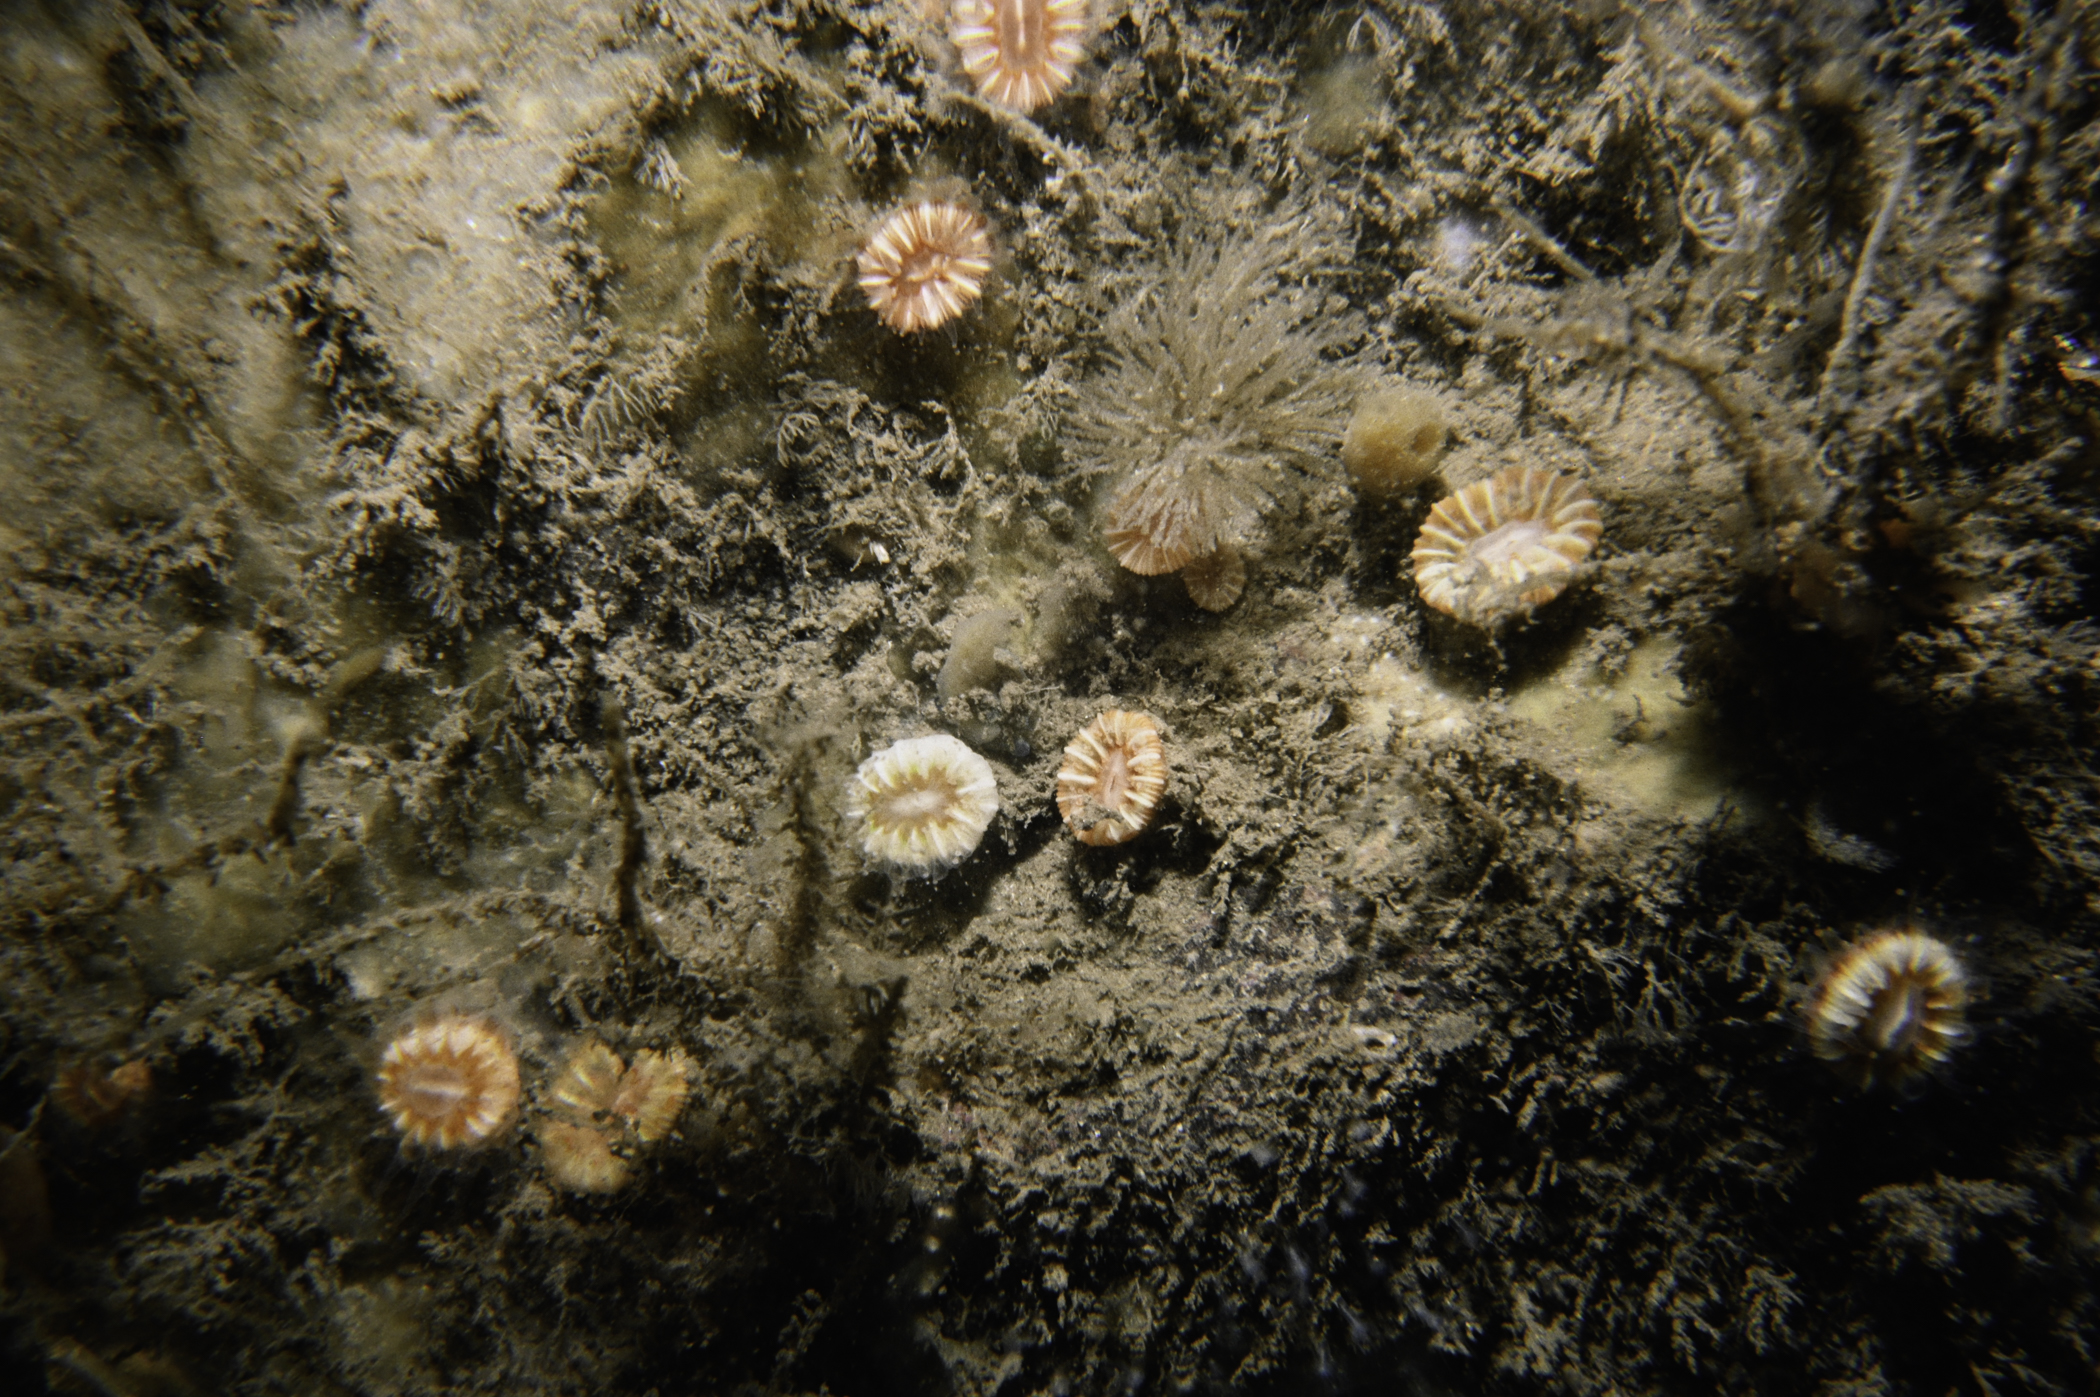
[1072,217,1359,610]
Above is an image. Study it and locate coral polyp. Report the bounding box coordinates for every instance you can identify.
[53,1058,152,1128]
[1411,467,1602,627]
[1056,710,1169,847]
[549,1041,627,1122]
[552,1040,694,1144]
[538,1119,628,1194]
[857,201,993,334]
[949,0,1090,114]
[376,1015,521,1149]
[847,735,1001,873]
[613,1050,695,1143]
[537,1040,696,1192]
[1807,930,1971,1090]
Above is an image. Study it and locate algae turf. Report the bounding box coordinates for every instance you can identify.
[2,0,2098,1394]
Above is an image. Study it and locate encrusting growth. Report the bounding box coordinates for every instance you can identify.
[1056,711,1169,846]
[1807,930,1970,1090]
[1342,385,1449,495]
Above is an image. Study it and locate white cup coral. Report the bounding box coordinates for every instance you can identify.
[845,735,1001,875]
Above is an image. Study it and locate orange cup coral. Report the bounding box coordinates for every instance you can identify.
[1411,466,1601,627]
[857,201,993,335]
[949,0,1090,114]
[1056,710,1169,846]
[1807,930,1970,1090]
[376,1014,521,1149]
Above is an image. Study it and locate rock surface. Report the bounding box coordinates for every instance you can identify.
[2,2,2097,1394]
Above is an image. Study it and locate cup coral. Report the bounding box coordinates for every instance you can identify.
[1411,467,1602,628]
[538,1120,627,1193]
[857,201,993,335]
[1056,710,1169,846]
[1807,930,1971,1089]
[1101,448,1254,578]
[616,1050,696,1142]
[846,735,1001,874]
[376,1014,521,1149]
[949,0,1090,114]
[53,1058,152,1128]
[537,1039,695,1192]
